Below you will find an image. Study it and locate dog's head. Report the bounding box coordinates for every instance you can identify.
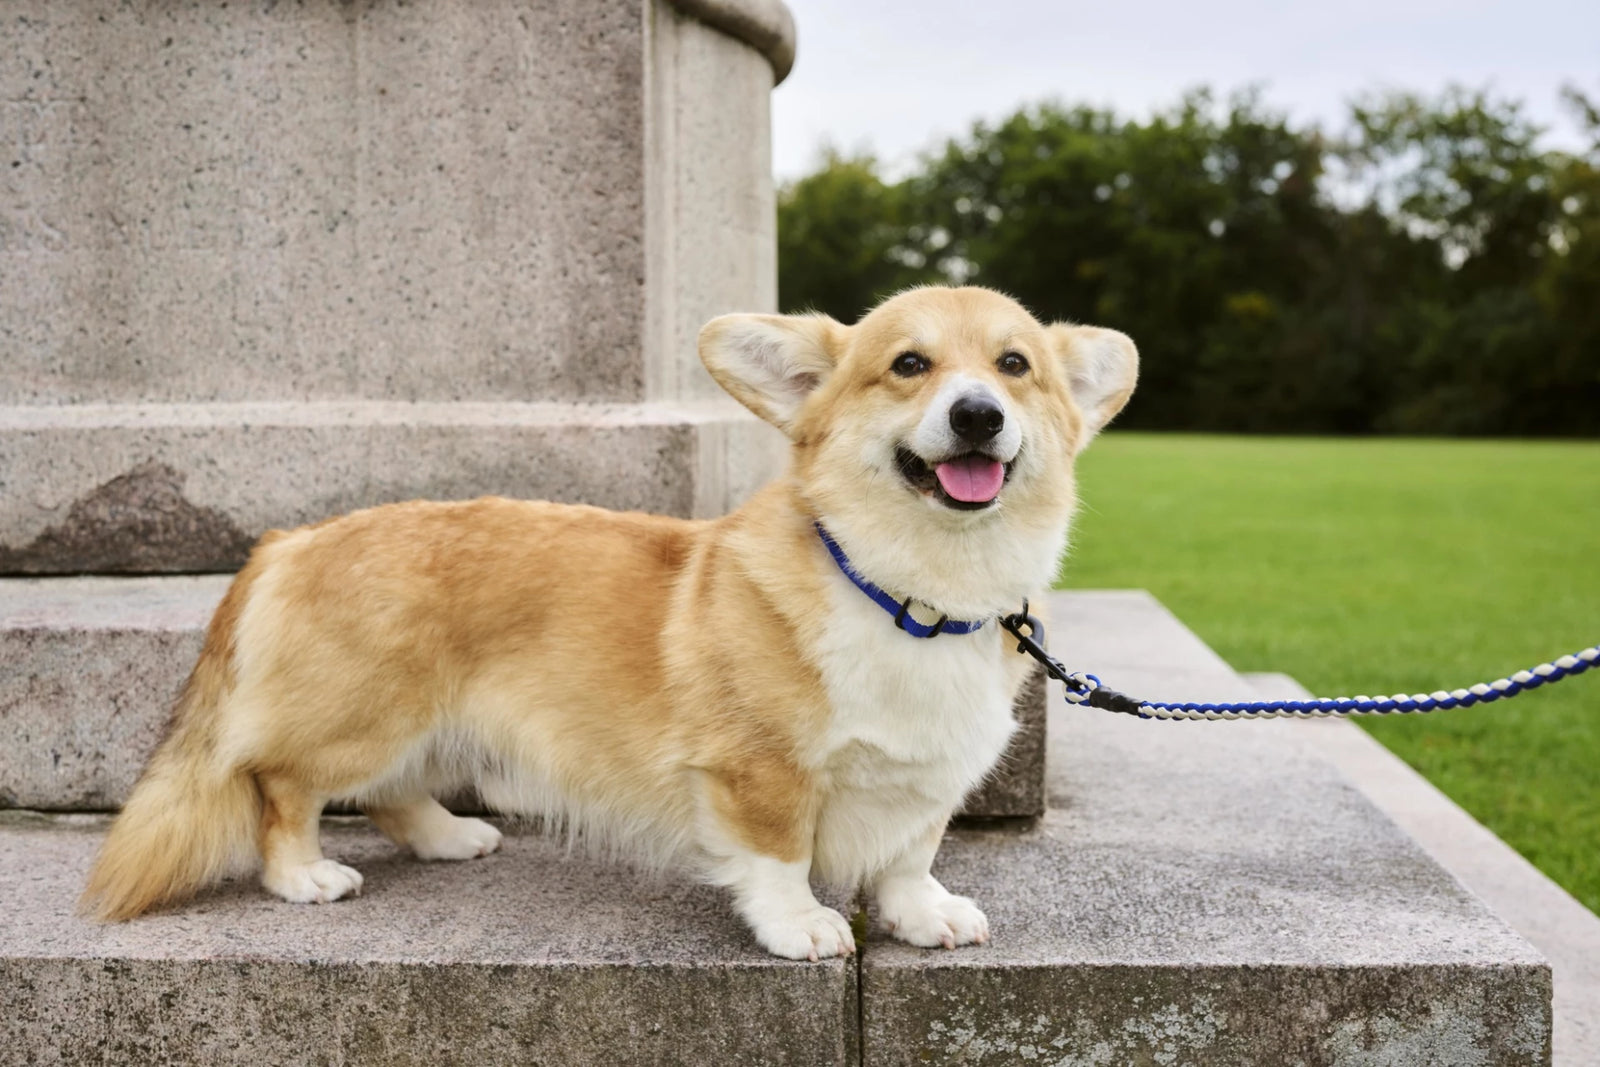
[699,286,1137,614]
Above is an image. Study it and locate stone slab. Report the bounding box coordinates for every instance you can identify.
[0,576,215,809]
[0,400,786,573]
[0,574,1042,817]
[2,0,786,408]
[2,0,647,405]
[1248,672,1600,1067]
[0,811,856,1067]
[859,590,1551,1066]
[1037,588,1240,674]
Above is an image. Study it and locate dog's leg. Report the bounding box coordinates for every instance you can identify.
[701,767,853,961]
[721,851,855,961]
[257,774,364,904]
[366,795,502,861]
[871,817,988,949]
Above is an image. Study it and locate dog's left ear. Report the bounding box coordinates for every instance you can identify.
[1045,324,1139,445]
[699,313,843,436]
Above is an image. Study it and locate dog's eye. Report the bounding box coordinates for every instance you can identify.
[892,352,930,377]
[997,351,1030,377]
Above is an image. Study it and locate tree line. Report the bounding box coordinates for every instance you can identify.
[777,87,1600,435]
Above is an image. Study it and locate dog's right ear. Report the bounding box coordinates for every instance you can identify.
[1044,324,1139,447]
[698,313,844,436]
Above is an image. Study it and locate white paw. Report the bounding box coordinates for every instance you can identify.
[878,878,989,949]
[753,905,857,961]
[263,859,365,905]
[410,816,503,861]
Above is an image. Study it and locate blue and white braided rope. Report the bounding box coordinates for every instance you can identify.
[1059,644,1600,721]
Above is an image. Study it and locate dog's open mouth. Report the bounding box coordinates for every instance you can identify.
[896,447,1013,510]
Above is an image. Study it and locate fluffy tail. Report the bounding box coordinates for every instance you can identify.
[80,552,271,921]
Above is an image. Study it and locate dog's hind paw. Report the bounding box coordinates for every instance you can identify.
[263,859,365,905]
[411,815,503,862]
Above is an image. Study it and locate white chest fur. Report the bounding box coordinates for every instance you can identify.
[804,575,1019,885]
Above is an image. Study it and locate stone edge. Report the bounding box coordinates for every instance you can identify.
[666,0,797,82]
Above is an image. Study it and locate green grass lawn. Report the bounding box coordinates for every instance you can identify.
[1060,433,1600,915]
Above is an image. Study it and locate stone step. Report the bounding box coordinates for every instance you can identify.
[0,809,858,1067]
[0,573,1043,818]
[0,400,784,573]
[0,591,1550,1065]
[862,591,1549,1065]
[1245,672,1600,1066]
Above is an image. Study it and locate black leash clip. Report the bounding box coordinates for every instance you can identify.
[999,600,1145,716]
[1000,600,1070,683]
[999,601,1052,666]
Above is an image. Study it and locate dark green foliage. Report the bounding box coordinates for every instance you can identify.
[775,150,926,321]
[777,87,1600,436]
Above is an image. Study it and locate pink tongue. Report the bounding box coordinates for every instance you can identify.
[934,455,1005,503]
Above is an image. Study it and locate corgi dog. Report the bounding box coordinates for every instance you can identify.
[81,285,1137,960]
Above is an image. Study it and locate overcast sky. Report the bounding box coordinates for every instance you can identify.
[771,0,1600,179]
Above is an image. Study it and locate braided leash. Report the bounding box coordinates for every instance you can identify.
[998,604,1600,722]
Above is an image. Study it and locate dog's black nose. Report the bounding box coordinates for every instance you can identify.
[949,394,1005,444]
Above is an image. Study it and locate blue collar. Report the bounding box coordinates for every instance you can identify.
[814,523,987,639]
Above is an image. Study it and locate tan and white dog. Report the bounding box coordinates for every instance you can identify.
[82,285,1137,960]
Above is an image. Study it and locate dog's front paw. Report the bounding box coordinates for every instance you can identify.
[753,905,857,961]
[878,877,989,949]
[262,859,365,905]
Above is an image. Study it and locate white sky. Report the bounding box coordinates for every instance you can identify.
[772,0,1600,180]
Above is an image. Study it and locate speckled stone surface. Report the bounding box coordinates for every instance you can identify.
[0,574,1041,818]
[3,0,645,405]
[0,0,783,407]
[0,400,787,573]
[0,576,213,809]
[0,812,857,1067]
[858,591,1552,1066]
